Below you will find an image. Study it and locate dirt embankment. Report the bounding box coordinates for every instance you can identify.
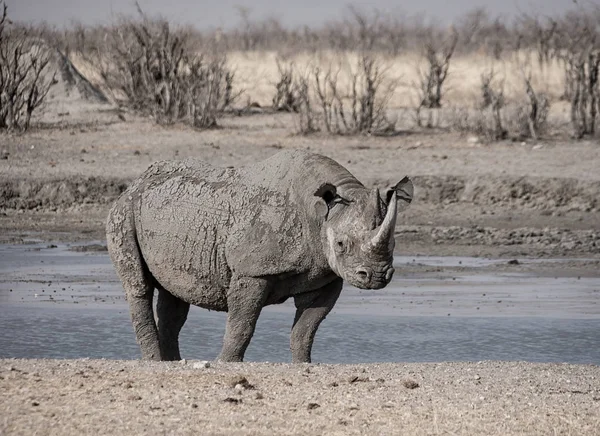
[1,174,599,213]
[2,173,598,256]
[1,359,599,436]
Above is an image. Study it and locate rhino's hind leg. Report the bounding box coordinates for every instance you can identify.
[157,288,190,361]
[217,276,270,362]
[106,203,161,361]
[290,278,343,363]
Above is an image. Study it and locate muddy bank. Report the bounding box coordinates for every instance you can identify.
[1,359,599,436]
[0,177,128,210]
[2,174,599,256]
[2,174,598,213]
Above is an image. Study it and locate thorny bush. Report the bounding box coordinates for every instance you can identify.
[0,2,56,132]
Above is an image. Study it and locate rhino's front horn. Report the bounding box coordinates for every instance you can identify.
[371,190,397,252]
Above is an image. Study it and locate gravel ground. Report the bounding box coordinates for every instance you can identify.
[1,359,599,435]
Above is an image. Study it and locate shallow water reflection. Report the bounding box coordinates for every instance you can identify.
[1,305,599,364]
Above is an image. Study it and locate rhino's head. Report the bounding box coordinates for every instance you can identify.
[315,177,413,290]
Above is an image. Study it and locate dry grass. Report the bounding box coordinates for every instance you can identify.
[224,50,566,110]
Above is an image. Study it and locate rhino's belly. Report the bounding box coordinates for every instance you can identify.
[139,231,231,311]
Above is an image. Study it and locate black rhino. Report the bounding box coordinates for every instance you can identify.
[106,150,413,362]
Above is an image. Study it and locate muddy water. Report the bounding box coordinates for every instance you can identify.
[1,243,599,364]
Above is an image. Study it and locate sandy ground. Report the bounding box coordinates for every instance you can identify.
[1,359,599,435]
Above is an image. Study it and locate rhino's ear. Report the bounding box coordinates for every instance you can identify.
[313,183,337,219]
[384,176,413,211]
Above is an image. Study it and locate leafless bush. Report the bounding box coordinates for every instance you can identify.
[517,15,558,68]
[551,10,600,138]
[451,65,548,141]
[416,29,458,110]
[456,8,510,59]
[272,58,298,112]
[517,72,549,140]
[95,4,238,127]
[297,54,395,135]
[480,69,497,109]
[449,70,506,141]
[55,6,600,60]
[293,72,318,134]
[0,2,56,131]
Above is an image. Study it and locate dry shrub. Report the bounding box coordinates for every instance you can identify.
[554,12,600,138]
[510,69,549,140]
[293,71,318,134]
[416,29,458,109]
[520,6,600,138]
[294,54,396,135]
[413,29,458,127]
[450,66,548,141]
[94,3,238,127]
[272,58,299,112]
[0,2,56,131]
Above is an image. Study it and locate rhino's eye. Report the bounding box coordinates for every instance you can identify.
[335,240,346,254]
[328,195,351,210]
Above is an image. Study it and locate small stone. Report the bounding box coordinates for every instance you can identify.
[32,401,40,406]
[229,376,254,389]
[403,379,419,389]
[179,359,187,365]
[223,397,241,404]
[474,375,481,380]
[255,392,264,400]
[191,403,198,408]
[133,150,141,156]
[192,361,210,369]
[507,259,520,265]
[307,402,320,410]
[348,375,369,383]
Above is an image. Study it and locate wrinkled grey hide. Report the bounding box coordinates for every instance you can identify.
[106,150,413,363]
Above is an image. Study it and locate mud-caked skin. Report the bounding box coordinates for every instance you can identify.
[106,150,413,363]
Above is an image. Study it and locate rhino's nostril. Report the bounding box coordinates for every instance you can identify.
[355,268,371,282]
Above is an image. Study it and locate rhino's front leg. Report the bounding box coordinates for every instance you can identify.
[217,276,270,362]
[291,278,343,363]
